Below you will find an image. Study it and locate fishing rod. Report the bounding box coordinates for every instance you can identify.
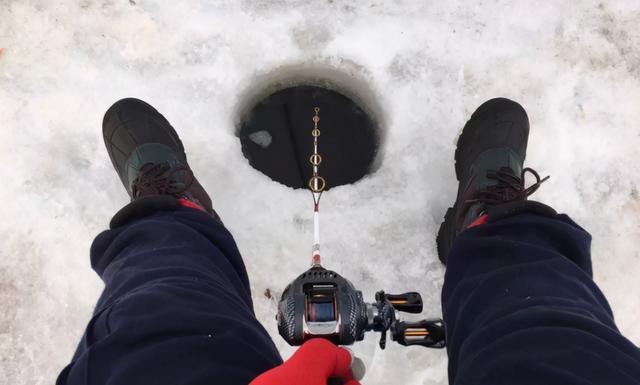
[276,107,446,350]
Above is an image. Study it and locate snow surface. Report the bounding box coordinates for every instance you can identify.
[1,1,640,384]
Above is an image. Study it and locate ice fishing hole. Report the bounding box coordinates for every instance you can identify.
[237,84,381,190]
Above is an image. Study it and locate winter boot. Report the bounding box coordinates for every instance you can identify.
[103,98,218,227]
[436,98,551,264]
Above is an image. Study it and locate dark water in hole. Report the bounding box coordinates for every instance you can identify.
[238,85,379,190]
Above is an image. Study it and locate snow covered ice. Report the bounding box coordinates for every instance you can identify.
[1,1,640,384]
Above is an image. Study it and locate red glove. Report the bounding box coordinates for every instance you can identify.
[250,338,362,385]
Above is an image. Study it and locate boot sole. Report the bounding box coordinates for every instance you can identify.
[436,206,456,264]
[436,111,470,265]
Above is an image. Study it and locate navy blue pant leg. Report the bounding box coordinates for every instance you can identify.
[443,212,640,385]
[57,207,282,385]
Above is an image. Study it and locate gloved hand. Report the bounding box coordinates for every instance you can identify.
[249,338,362,385]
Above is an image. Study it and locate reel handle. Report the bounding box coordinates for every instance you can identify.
[385,292,423,313]
[391,319,446,348]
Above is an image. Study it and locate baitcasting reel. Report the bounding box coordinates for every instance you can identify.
[277,265,446,349]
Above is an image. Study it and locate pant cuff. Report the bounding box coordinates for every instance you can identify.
[485,200,557,224]
[109,195,181,228]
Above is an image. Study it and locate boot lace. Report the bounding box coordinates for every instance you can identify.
[468,167,550,205]
[132,162,194,199]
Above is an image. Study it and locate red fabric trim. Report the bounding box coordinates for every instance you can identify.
[468,214,489,229]
[178,198,207,213]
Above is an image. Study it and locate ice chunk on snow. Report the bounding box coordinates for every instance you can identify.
[248,130,273,148]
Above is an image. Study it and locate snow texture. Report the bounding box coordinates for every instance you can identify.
[1,1,640,384]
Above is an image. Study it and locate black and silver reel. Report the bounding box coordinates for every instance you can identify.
[277,265,445,349]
